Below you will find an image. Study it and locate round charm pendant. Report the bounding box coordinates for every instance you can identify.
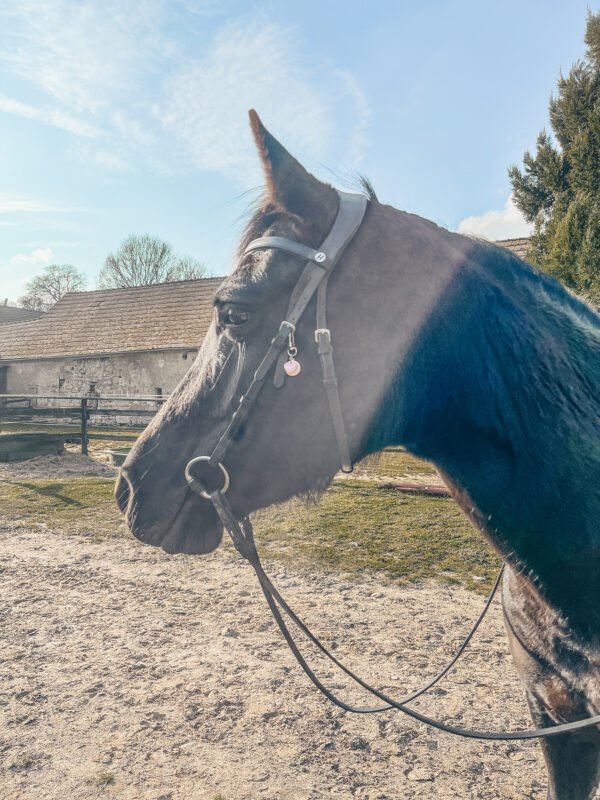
[283,358,302,377]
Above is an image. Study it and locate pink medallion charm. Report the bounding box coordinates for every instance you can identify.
[283,359,301,377]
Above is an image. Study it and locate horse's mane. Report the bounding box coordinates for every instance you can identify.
[467,237,600,328]
[236,203,291,263]
[367,235,600,471]
[356,174,378,202]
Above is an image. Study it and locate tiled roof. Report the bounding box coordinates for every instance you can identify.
[0,277,224,361]
[495,237,530,260]
[0,306,45,324]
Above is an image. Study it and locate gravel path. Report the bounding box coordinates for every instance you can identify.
[0,512,553,799]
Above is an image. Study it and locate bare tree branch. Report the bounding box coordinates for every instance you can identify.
[18,264,86,311]
[97,234,207,288]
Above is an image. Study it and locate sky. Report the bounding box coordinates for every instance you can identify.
[0,0,593,303]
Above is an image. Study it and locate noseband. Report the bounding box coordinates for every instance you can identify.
[184,190,600,741]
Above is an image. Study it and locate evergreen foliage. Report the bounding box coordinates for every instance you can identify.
[509,11,600,305]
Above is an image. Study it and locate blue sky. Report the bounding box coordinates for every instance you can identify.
[0,0,593,302]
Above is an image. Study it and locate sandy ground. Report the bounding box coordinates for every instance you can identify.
[0,456,555,800]
[0,452,118,480]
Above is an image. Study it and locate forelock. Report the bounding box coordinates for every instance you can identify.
[235,200,303,276]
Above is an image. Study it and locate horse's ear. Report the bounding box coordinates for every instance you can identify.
[249,109,333,219]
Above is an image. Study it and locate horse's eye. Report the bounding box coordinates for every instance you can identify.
[220,305,250,328]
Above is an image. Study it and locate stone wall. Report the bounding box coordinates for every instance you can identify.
[2,349,197,424]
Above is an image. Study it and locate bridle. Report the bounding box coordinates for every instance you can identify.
[184,189,600,740]
[185,189,366,488]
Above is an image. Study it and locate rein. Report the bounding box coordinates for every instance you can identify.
[185,190,600,741]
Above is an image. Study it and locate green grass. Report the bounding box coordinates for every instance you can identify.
[254,482,499,593]
[0,477,122,540]
[0,453,500,592]
[0,422,141,438]
[65,440,132,456]
[355,447,438,478]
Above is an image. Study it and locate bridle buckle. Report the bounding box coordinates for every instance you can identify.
[315,328,332,355]
[314,327,331,342]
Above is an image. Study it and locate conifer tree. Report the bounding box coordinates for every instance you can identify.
[509,11,600,305]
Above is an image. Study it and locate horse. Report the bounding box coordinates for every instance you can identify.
[116,110,600,799]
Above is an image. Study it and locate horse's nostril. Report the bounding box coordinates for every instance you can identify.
[115,471,131,515]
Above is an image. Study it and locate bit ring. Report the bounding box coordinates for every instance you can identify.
[185,456,230,500]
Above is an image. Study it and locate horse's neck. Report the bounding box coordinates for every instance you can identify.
[396,254,600,637]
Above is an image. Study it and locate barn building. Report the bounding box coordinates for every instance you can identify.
[0,278,222,401]
[0,303,44,325]
[495,237,529,260]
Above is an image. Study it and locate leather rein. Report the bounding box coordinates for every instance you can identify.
[184,190,600,740]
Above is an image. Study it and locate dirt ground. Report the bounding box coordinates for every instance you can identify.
[0,456,553,799]
[0,452,118,480]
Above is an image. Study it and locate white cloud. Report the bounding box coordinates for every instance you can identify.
[2,4,370,182]
[21,240,87,248]
[0,197,55,213]
[333,70,370,169]
[0,94,103,138]
[0,197,83,233]
[3,249,54,301]
[9,247,53,266]
[458,195,532,241]
[76,143,130,172]
[2,0,168,169]
[3,0,166,114]
[159,20,333,185]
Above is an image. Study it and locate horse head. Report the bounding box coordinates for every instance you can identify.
[116,110,464,554]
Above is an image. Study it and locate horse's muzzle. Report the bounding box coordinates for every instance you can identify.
[115,468,224,555]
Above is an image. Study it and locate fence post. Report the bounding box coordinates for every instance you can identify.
[80,398,89,455]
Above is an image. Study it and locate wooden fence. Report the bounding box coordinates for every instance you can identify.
[0,393,166,454]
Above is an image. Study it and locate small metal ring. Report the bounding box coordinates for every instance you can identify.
[185,456,230,500]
